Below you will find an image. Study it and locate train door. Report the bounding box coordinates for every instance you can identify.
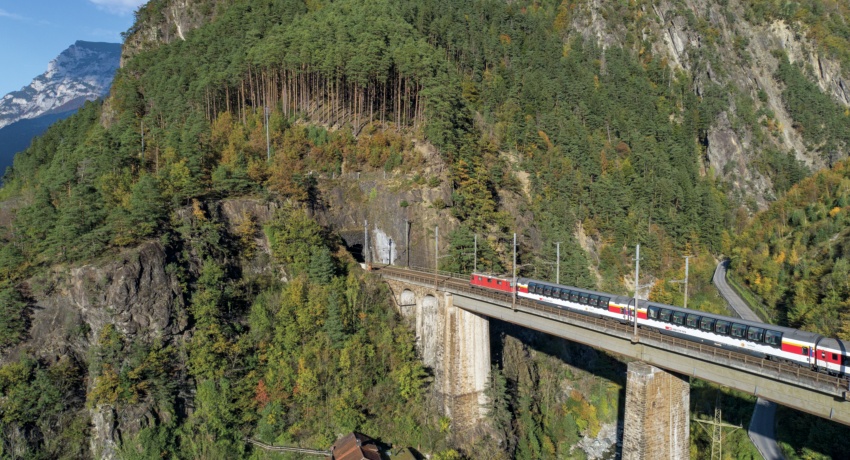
[625,298,635,323]
[812,337,821,370]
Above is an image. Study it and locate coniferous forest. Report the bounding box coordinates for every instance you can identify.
[1,0,850,458]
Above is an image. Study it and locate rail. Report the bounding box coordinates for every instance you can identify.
[245,438,330,456]
[374,265,850,393]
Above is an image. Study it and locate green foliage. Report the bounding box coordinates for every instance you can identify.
[486,326,624,459]
[0,283,28,349]
[0,357,88,457]
[264,204,327,276]
[6,0,848,457]
[441,224,503,275]
[688,379,761,460]
[731,159,850,336]
[745,1,850,73]
[775,54,850,164]
[89,324,176,407]
[117,421,179,460]
[776,404,850,459]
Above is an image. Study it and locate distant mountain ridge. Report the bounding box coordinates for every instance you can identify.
[0,41,121,176]
[0,41,121,130]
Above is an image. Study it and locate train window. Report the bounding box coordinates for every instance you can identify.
[570,291,580,302]
[543,287,552,296]
[588,295,599,307]
[477,276,482,281]
[747,327,764,343]
[821,351,826,359]
[659,309,672,322]
[731,323,747,338]
[648,306,660,319]
[715,320,730,335]
[672,312,686,325]
[599,297,610,309]
[497,280,502,286]
[686,314,700,329]
[561,290,570,300]
[699,317,716,332]
[802,347,809,356]
[764,330,783,347]
[579,293,589,305]
[833,353,839,362]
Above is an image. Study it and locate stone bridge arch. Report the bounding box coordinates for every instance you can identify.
[399,289,416,318]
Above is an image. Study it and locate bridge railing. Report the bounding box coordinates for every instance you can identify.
[377,265,850,393]
[372,263,474,281]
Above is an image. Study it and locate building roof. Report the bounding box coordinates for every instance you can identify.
[327,432,381,460]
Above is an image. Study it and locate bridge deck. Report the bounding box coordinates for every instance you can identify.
[376,265,850,426]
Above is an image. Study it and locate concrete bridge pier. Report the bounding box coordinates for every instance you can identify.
[388,282,490,432]
[442,292,490,428]
[622,361,690,460]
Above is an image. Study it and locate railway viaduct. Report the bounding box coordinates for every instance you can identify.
[378,265,850,459]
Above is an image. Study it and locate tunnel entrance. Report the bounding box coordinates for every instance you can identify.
[339,230,366,263]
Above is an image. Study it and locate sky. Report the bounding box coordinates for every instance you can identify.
[0,0,147,96]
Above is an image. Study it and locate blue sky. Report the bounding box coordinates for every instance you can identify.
[0,0,147,96]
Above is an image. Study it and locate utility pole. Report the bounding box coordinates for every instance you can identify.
[669,255,694,309]
[633,244,641,340]
[388,238,393,265]
[683,255,691,309]
[435,226,439,289]
[364,220,370,268]
[473,234,477,273]
[512,233,517,310]
[555,241,561,285]
[693,395,741,460]
[265,106,271,161]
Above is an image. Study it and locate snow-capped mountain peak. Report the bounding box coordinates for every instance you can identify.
[0,41,121,130]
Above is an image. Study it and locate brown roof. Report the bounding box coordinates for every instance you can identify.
[327,432,381,460]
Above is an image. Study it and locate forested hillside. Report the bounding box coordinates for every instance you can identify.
[731,159,850,337]
[0,0,849,458]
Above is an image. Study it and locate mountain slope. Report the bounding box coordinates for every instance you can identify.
[0,110,77,176]
[2,1,850,459]
[0,41,121,130]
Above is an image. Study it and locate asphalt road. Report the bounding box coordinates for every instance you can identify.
[713,260,785,460]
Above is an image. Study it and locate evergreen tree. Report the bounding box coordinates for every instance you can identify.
[0,284,28,348]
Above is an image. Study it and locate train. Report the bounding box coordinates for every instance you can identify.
[470,273,849,377]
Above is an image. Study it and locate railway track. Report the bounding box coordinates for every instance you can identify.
[373,264,850,394]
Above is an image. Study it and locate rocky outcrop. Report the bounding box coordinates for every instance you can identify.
[122,0,227,62]
[16,241,183,366]
[70,241,183,338]
[313,141,456,269]
[568,0,849,206]
[8,241,185,459]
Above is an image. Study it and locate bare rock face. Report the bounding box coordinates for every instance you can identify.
[15,241,184,459]
[312,141,455,269]
[122,0,227,62]
[568,0,849,206]
[66,241,184,340]
[706,111,773,205]
[769,21,850,108]
[19,241,184,364]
